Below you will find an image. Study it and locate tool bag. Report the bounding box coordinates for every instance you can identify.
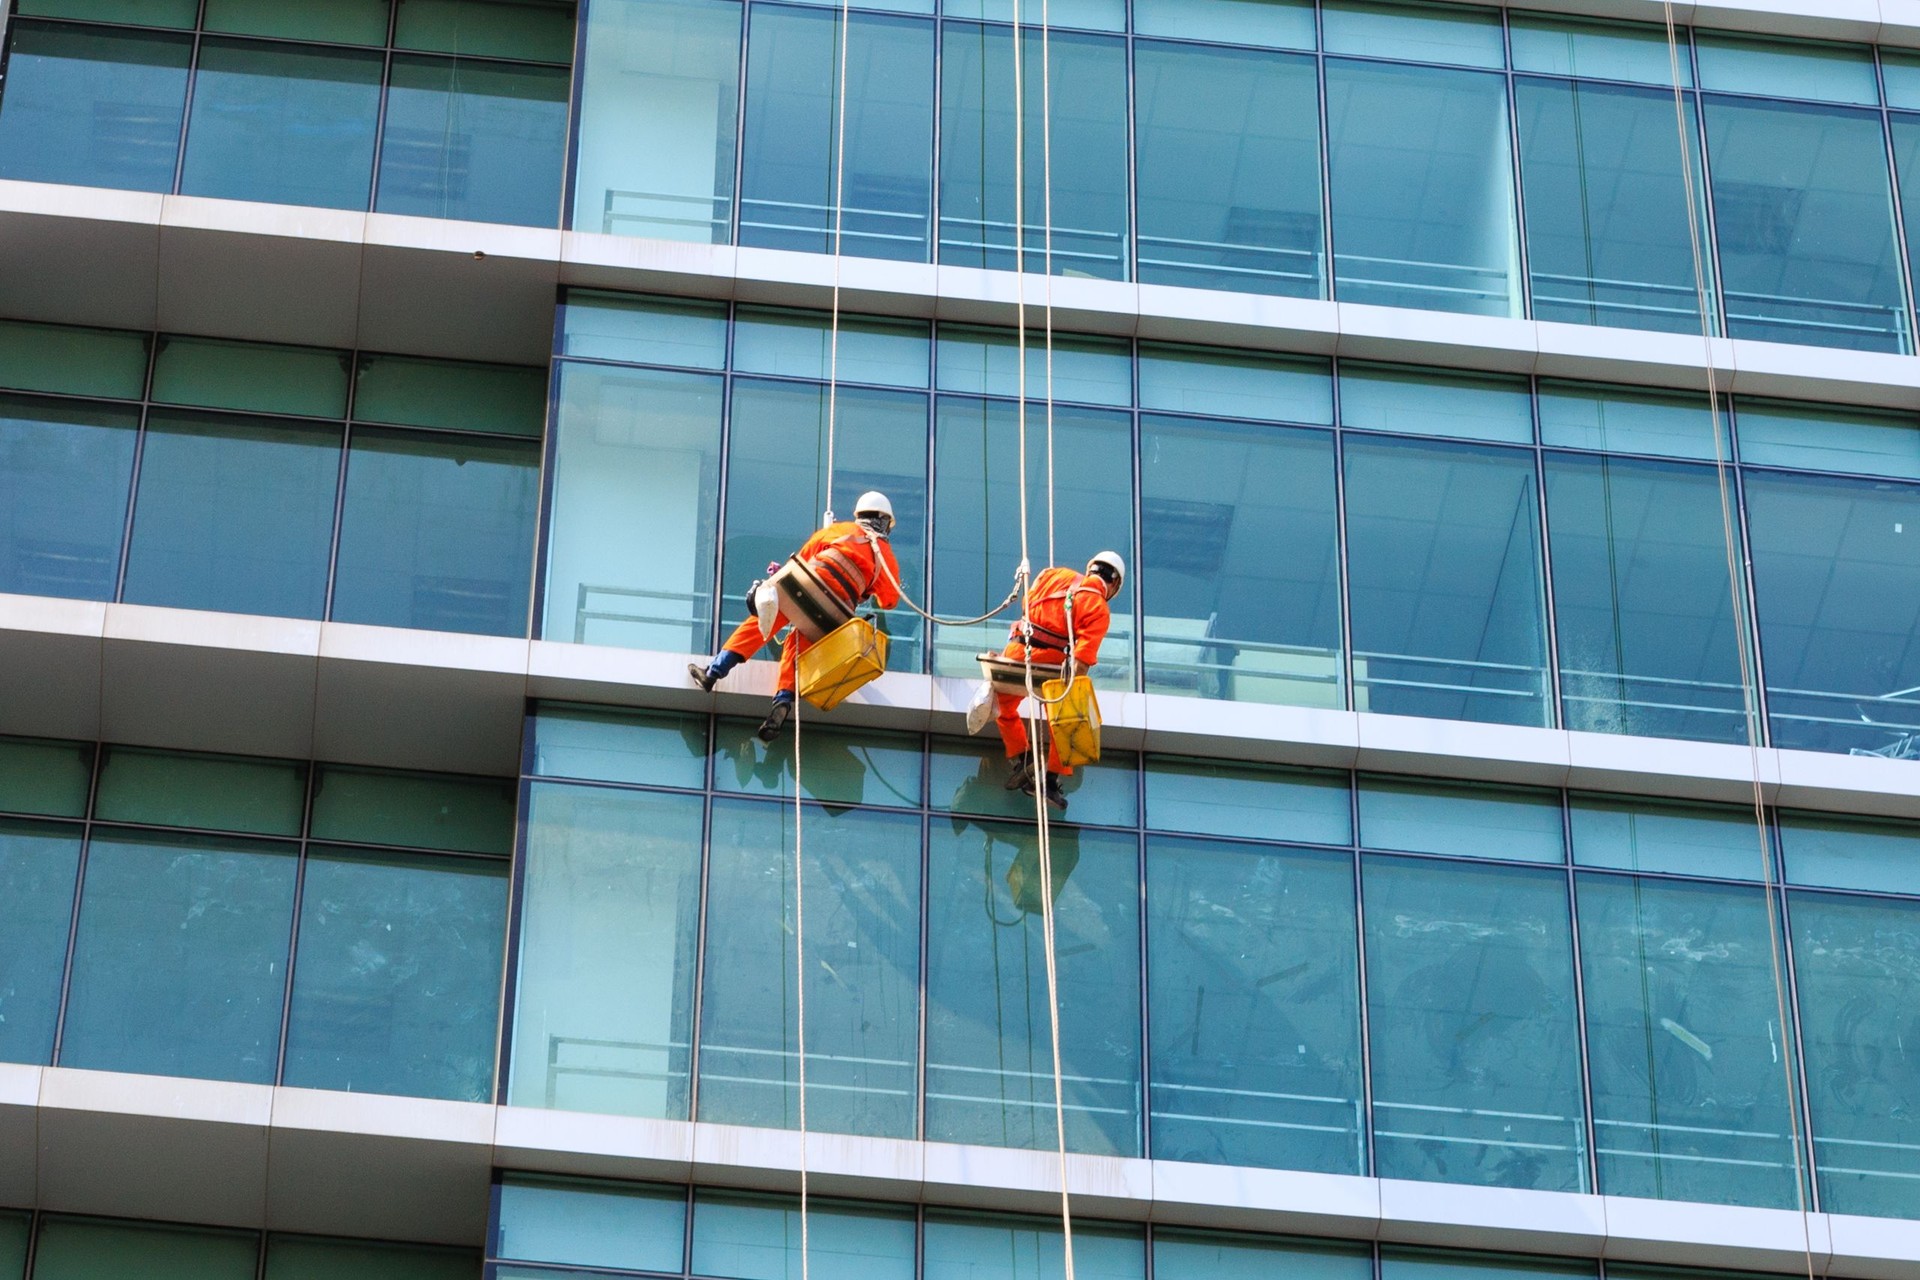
[798,617,889,710]
[1040,675,1101,767]
[767,554,857,642]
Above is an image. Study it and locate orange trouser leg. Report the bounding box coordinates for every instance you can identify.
[723,611,792,661]
[993,692,1070,775]
[778,629,811,695]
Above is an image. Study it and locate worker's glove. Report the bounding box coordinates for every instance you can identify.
[862,609,891,639]
[1060,657,1083,685]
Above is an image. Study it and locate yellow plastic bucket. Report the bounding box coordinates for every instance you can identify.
[1041,675,1101,767]
[797,617,889,710]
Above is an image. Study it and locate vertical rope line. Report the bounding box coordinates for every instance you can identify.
[1041,0,1056,566]
[824,0,855,525]
[791,692,810,1280]
[1013,0,1031,585]
[1661,9,1819,1263]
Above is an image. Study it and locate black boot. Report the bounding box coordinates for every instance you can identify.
[1041,773,1069,812]
[688,662,717,692]
[1005,754,1034,792]
[690,649,744,692]
[757,694,795,742]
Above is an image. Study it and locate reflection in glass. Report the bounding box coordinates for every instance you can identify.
[1517,79,1715,335]
[929,737,1138,829]
[1139,415,1340,705]
[0,820,82,1066]
[496,1176,689,1272]
[0,395,137,601]
[543,364,723,651]
[509,783,704,1118]
[1704,97,1909,352]
[532,705,711,790]
[1357,777,1563,863]
[1379,1248,1593,1280]
[1154,1232,1369,1280]
[1134,42,1321,297]
[1326,60,1520,317]
[923,1215,1143,1280]
[1362,855,1586,1191]
[1343,438,1550,726]
[32,1218,257,1280]
[925,821,1140,1155]
[1147,836,1363,1173]
[1143,757,1350,844]
[1545,453,1753,743]
[692,1191,916,1280]
[0,22,190,191]
[376,56,570,228]
[1578,874,1799,1207]
[699,800,921,1137]
[741,6,934,260]
[714,718,923,809]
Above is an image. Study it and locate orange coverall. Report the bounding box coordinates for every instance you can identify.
[721,521,903,693]
[996,567,1111,776]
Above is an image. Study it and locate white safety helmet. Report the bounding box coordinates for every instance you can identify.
[1087,550,1126,598]
[854,490,895,535]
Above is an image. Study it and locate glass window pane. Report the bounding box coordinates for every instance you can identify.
[1518,79,1715,335]
[1380,1249,1592,1280]
[929,737,1138,828]
[331,427,538,636]
[377,56,569,228]
[939,25,1129,280]
[544,364,723,650]
[1321,0,1503,69]
[0,1214,21,1280]
[32,1218,256,1280]
[265,1236,478,1280]
[1695,34,1879,106]
[180,39,382,210]
[1155,1235,1367,1280]
[1578,874,1799,1206]
[1339,364,1531,444]
[574,0,739,241]
[1357,776,1563,862]
[1887,55,1920,111]
[923,1216,1142,1280]
[691,1193,915,1280]
[559,293,729,368]
[1745,470,1920,755]
[1144,756,1349,843]
[354,355,547,436]
[934,329,1132,406]
[94,745,307,836]
[396,0,578,62]
[0,320,148,399]
[283,847,507,1101]
[1327,60,1519,316]
[0,737,93,818]
[740,7,933,261]
[1704,96,1908,352]
[532,704,711,788]
[931,397,1134,685]
[1139,415,1340,705]
[0,21,190,192]
[698,801,921,1137]
[1510,14,1691,86]
[941,0,1121,28]
[1343,437,1550,726]
[1736,398,1920,480]
[509,782,703,1117]
[1137,346,1331,425]
[1569,794,1765,880]
[310,765,516,854]
[714,719,923,808]
[497,1176,688,1271]
[0,394,137,601]
[152,336,350,419]
[1536,382,1720,461]
[204,0,392,44]
[1546,453,1753,743]
[734,310,930,387]
[1147,835,1362,1172]
[16,0,196,24]
[720,379,929,671]
[1131,0,1312,49]
[1134,42,1321,298]
[926,821,1141,1154]
[1779,813,1920,895]
[60,830,297,1083]
[1790,890,1920,1217]
[0,819,82,1066]
[1362,855,1586,1191]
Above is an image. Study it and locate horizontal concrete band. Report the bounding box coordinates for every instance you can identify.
[6,183,1920,414]
[0,592,1914,818]
[1,1062,1913,1277]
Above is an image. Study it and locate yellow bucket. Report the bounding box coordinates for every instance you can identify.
[1041,675,1101,767]
[797,617,889,710]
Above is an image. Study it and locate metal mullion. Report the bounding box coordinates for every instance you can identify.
[47,741,106,1068]
[1313,1,1334,303]
[494,768,538,1104]
[527,304,571,641]
[270,764,319,1087]
[1685,32,1732,342]
[320,416,353,622]
[681,1159,698,1277]
[1128,352,1143,692]
[708,306,741,655]
[687,788,719,1124]
[1134,819,1150,1159]
[560,0,593,231]
[1120,0,1136,286]
[1348,765,1376,1178]
[1329,370,1356,717]
[1531,378,1564,731]
[366,13,398,217]
[1560,797,1603,1196]
[168,0,211,195]
[1725,462,1775,751]
[110,335,164,603]
[255,1217,270,1280]
[1772,846,1826,1214]
[1879,51,1920,352]
[1501,9,1532,323]
[915,802,932,1142]
[730,2,752,247]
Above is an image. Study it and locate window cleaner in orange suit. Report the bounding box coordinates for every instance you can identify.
[997,551,1124,812]
[689,491,902,741]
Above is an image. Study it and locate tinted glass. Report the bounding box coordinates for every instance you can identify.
[309,766,516,855]
[1321,0,1503,68]
[714,719,924,809]
[1134,42,1321,297]
[123,411,340,619]
[733,310,931,387]
[1131,0,1313,49]
[929,736,1138,829]
[691,1192,916,1280]
[509,783,704,1117]
[1536,382,1720,462]
[935,328,1133,406]
[1143,756,1350,844]
[1339,364,1532,446]
[1136,346,1332,425]
[264,1236,479,1280]
[1736,399,1920,481]
[532,705,711,790]
[283,847,508,1101]
[925,821,1141,1154]
[0,737,93,818]
[94,746,306,835]
[0,320,149,400]
[558,293,729,368]
[0,1214,19,1280]
[203,0,391,44]
[377,56,569,227]
[0,820,82,1066]
[922,1217,1143,1280]
[1569,795,1766,881]
[331,428,539,636]
[496,1177,688,1271]
[354,355,547,436]
[32,1219,256,1280]
[1779,813,1920,896]
[1357,777,1563,862]
[180,39,383,210]
[0,395,137,601]
[60,830,297,1083]
[1510,14,1692,86]
[395,0,578,61]
[0,22,190,192]
[152,336,350,419]
[16,0,198,25]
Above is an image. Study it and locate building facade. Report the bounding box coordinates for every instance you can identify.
[4,0,1920,1277]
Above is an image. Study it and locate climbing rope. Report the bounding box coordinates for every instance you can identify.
[1660,8,1819,1270]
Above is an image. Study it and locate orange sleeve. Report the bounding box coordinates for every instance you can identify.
[872,540,903,609]
[1071,581,1110,667]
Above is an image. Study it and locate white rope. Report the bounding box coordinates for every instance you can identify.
[821,0,855,528]
[790,691,811,1280]
[1661,9,1818,1268]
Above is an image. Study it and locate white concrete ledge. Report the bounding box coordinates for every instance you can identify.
[5,1071,1918,1276]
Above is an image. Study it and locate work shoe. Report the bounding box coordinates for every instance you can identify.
[757,696,794,742]
[1041,773,1069,812]
[1005,754,1034,792]
[688,662,718,692]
